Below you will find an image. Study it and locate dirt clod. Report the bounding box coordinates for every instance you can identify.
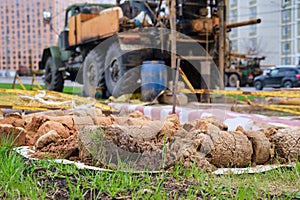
[238,126,271,165]
[44,116,75,130]
[25,116,48,138]
[36,121,71,142]
[129,110,150,120]
[0,117,26,128]
[0,124,27,145]
[35,130,61,149]
[95,116,115,126]
[32,134,79,160]
[271,127,300,163]
[207,130,253,168]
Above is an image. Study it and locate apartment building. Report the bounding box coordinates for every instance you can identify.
[227,0,299,65]
[0,0,113,74]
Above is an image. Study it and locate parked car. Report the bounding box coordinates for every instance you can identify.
[254,65,300,90]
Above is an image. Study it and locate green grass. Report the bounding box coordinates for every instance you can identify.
[0,82,81,95]
[0,82,42,90]
[1,137,299,199]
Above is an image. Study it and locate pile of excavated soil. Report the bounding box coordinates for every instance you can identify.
[1,108,300,171]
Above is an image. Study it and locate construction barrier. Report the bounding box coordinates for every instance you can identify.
[12,70,43,91]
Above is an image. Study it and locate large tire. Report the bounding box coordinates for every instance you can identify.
[44,57,64,92]
[228,73,239,87]
[82,49,105,97]
[224,74,229,87]
[104,42,141,97]
[283,80,293,88]
[104,42,126,96]
[112,67,141,97]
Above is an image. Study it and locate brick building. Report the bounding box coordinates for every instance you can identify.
[0,0,113,74]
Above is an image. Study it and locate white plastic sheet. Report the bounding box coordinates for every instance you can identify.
[15,146,296,175]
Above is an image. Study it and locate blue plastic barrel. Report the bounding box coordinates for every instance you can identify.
[141,60,167,101]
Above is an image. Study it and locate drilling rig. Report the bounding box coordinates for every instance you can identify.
[39,0,261,99]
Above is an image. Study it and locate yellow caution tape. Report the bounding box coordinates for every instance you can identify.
[180,88,300,115]
[1,88,300,115]
[181,89,300,98]
[0,89,114,112]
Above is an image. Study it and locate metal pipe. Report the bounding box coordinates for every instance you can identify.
[170,0,177,114]
[227,18,261,29]
[218,0,226,90]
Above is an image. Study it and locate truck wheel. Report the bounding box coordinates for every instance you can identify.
[283,80,293,88]
[112,67,141,97]
[104,42,126,96]
[254,80,263,90]
[104,42,142,97]
[44,57,64,92]
[228,74,239,87]
[224,74,229,87]
[83,49,105,97]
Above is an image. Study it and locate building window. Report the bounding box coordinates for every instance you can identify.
[230,28,237,37]
[283,41,290,53]
[231,0,237,6]
[298,4,300,19]
[284,43,290,51]
[283,9,291,21]
[297,38,300,53]
[283,0,291,7]
[249,7,257,19]
[231,40,237,51]
[249,38,257,52]
[282,57,291,65]
[249,24,256,34]
[283,25,291,38]
[230,10,237,22]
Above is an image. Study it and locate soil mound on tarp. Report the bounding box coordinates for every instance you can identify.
[1,109,300,171]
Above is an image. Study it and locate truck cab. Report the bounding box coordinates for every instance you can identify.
[39,3,115,92]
